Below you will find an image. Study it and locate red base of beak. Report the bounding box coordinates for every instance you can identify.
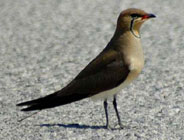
[142,13,156,19]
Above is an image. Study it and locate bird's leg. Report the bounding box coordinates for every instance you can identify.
[103,99,110,129]
[113,95,124,129]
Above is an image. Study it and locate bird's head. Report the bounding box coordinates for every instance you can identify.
[116,8,156,38]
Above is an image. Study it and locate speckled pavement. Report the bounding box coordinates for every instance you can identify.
[0,0,184,139]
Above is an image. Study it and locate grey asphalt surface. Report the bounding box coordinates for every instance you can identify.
[0,0,184,140]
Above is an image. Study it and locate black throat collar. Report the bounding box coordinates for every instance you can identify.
[130,19,141,39]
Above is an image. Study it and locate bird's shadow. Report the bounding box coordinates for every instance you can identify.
[38,123,107,130]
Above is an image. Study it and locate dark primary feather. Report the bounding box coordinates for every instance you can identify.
[17,48,130,111]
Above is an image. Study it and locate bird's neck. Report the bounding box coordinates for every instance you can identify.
[112,28,141,44]
[130,29,141,39]
[114,25,141,39]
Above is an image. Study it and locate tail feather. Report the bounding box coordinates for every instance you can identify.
[17,92,88,111]
[17,94,56,106]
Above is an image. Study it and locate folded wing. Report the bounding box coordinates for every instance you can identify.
[17,49,130,111]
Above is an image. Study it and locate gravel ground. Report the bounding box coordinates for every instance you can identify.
[0,0,184,140]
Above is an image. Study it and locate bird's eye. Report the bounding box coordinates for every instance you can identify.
[131,14,142,18]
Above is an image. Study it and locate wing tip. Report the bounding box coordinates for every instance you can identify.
[16,102,25,106]
[16,101,32,106]
[20,107,34,111]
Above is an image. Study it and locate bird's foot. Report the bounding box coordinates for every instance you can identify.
[105,124,113,130]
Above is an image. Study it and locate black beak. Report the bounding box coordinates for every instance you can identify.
[147,13,156,18]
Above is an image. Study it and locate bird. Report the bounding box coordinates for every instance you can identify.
[17,8,156,129]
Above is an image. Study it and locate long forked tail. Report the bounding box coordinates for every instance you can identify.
[17,91,88,111]
[17,94,58,111]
